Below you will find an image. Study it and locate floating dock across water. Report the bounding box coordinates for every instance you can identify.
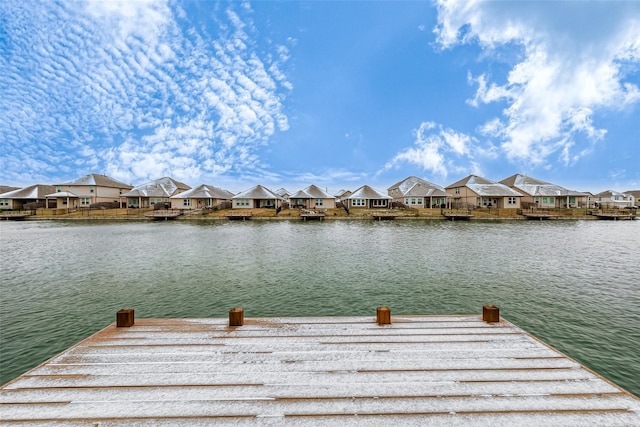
[1,307,639,425]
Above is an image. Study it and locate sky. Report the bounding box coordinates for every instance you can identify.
[1,0,639,195]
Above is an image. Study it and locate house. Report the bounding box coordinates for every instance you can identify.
[169,184,234,210]
[46,174,132,209]
[275,188,291,203]
[346,185,392,209]
[446,175,522,209]
[121,177,190,208]
[387,176,451,208]
[592,190,635,209]
[232,185,284,209]
[624,190,640,208]
[0,184,56,210]
[289,185,336,209]
[500,174,589,208]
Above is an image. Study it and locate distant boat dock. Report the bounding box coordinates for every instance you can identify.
[2,307,638,425]
[144,210,181,220]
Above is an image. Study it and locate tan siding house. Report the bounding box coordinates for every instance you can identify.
[290,185,336,209]
[48,174,132,209]
[446,175,522,209]
[592,190,635,209]
[500,174,589,208]
[346,185,392,209]
[0,185,56,210]
[170,184,234,209]
[121,177,190,208]
[232,185,284,209]
[387,176,451,208]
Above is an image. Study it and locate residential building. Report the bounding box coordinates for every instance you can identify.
[275,188,291,203]
[592,190,635,209]
[446,175,522,209]
[387,176,451,208]
[289,185,336,209]
[232,185,284,209]
[47,174,132,209]
[346,185,392,209]
[0,185,56,210]
[169,184,234,209]
[500,174,589,208]
[121,177,190,208]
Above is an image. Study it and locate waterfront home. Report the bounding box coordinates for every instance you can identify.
[334,189,352,204]
[346,185,392,209]
[275,188,291,203]
[387,176,451,208]
[232,185,284,209]
[169,184,234,209]
[500,174,589,209]
[624,190,640,207]
[592,190,635,209]
[290,185,336,209]
[47,174,132,209]
[0,184,55,210]
[446,175,522,209]
[121,177,190,208]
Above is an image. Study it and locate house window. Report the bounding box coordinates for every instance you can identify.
[508,197,516,205]
[417,198,423,205]
[411,198,416,205]
[372,199,387,207]
[90,186,94,193]
[81,198,90,205]
[315,199,323,206]
[455,187,460,194]
[542,197,548,204]
[236,199,249,206]
[535,197,539,204]
[352,199,365,206]
[183,199,191,206]
[549,197,555,203]
[404,198,410,204]
[0,199,8,206]
[56,186,62,192]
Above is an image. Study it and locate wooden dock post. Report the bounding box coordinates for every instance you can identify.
[376,306,391,325]
[229,307,244,326]
[482,304,500,323]
[116,308,134,327]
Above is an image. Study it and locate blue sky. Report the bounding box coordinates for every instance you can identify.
[1,1,639,194]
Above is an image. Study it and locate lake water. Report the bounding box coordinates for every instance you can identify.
[1,219,638,396]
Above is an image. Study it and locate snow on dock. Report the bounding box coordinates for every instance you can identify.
[2,311,639,426]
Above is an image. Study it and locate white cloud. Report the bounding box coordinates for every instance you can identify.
[435,0,640,167]
[0,1,292,185]
[383,122,481,178]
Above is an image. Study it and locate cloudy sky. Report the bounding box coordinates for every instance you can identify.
[1,1,639,194]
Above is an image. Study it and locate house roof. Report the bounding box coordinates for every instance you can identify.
[404,183,451,198]
[275,188,291,197]
[60,174,132,189]
[446,175,522,197]
[0,186,19,194]
[122,177,191,198]
[593,190,630,198]
[0,184,56,199]
[45,191,79,198]
[334,189,351,198]
[500,174,587,197]
[387,176,442,195]
[292,185,334,199]
[232,185,283,200]
[347,185,392,200]
[170,184,234,200]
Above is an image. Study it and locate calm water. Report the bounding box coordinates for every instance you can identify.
[1,219,638,396]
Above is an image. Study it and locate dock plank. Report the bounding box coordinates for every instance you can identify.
[2,315,638,425]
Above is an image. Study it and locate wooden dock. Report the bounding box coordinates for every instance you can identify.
[0,213,30,220]
[594,213,635,220]
[372,214,397,221]
[523,213,560,220]
[226,212,252,220]
[144,210,181,220]
[301,211,325,221]
[443,213,474,220]
[2,310,638,425]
